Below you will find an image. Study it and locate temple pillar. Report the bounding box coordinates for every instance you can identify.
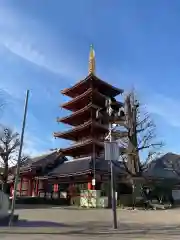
[88,182,92,190]
[19,177,23,197]
[43,179,48,197]
[36,178,39,196]
[88,175,94,190]
[53,183,58,193]
[29,178,33,196]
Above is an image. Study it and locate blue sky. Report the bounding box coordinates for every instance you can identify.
[0,0,180,157]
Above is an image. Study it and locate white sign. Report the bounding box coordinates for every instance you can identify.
[104,141,119,161]
[92,179,96,186]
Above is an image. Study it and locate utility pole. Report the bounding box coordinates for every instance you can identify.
[9,90,29,226]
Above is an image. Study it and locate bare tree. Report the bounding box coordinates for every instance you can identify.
[0,127,28,193]
[118,91,163,177]
[113,91,164,208]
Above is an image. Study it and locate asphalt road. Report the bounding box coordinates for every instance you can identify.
[1,206,180,239]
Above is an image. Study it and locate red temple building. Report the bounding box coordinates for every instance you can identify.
[7,46,180,206]
[9,151,67,198]
[9,45,127,201]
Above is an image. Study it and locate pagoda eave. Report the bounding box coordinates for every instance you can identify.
[61,73,123,98]
[57,103,98,126]
[54,120,108,141]
[61,88,123,112]
[61,88,103,111]
[60,139,104,157]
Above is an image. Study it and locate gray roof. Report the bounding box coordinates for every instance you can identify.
[144,152,180,179]
[48,152,180,179]
[19,151,67,174]
[16,151,180,180]
[48,156,125,177]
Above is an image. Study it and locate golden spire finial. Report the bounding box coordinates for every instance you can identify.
[88,44,95,75]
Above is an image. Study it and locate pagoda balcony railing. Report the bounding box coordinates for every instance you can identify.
[71,139,91,146]
[71,138,103,146]
[63,119,108,134]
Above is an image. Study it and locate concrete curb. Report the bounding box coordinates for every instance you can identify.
[0,227,147,235]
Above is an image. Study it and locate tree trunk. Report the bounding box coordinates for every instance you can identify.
[2,162,8,194]
[130,177,144,208]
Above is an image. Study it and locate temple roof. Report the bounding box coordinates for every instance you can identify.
[49,157,92,177]
[19,151,67,174]
[61,73,123,98]
[144,152,180,179]
[54,120,108,141]
[48,156,125,177]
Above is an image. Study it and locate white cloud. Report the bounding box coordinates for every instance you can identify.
[1,38,70,77]
[0,4,83,158]
[0,4,82,95]
[23,133,51,157]
[0,95,51,157]
[145,93,180,128]
[12,124,52,157]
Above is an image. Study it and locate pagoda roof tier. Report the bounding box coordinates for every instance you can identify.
[57,103,98,126]
[61,88,123,112]
[61,73,123,98]
[61,88,102,111]
[54,120,108,141]
[60,139,104,157]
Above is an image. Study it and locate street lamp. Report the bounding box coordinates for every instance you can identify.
[97,98,125,229]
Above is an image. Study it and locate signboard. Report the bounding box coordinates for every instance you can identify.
[92,179,96,186]
[104,141,119,161]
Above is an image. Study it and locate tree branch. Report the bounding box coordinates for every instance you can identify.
[118,90,164,178]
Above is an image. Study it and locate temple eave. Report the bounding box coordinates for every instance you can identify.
[61,73,124,98]
[53,121,108,140]
[57,103,98,126]
[60,88,104,111]
[60,139,104,156]
[61,88,123,112]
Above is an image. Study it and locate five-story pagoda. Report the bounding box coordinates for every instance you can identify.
[53,45,124,184]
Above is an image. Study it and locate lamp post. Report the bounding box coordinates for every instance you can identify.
[104,99,121,229]
[108,123,118,229]
[97,98,125,229]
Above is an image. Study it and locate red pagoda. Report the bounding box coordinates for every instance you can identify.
[8,45,126,201]
[53,45,124,190]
